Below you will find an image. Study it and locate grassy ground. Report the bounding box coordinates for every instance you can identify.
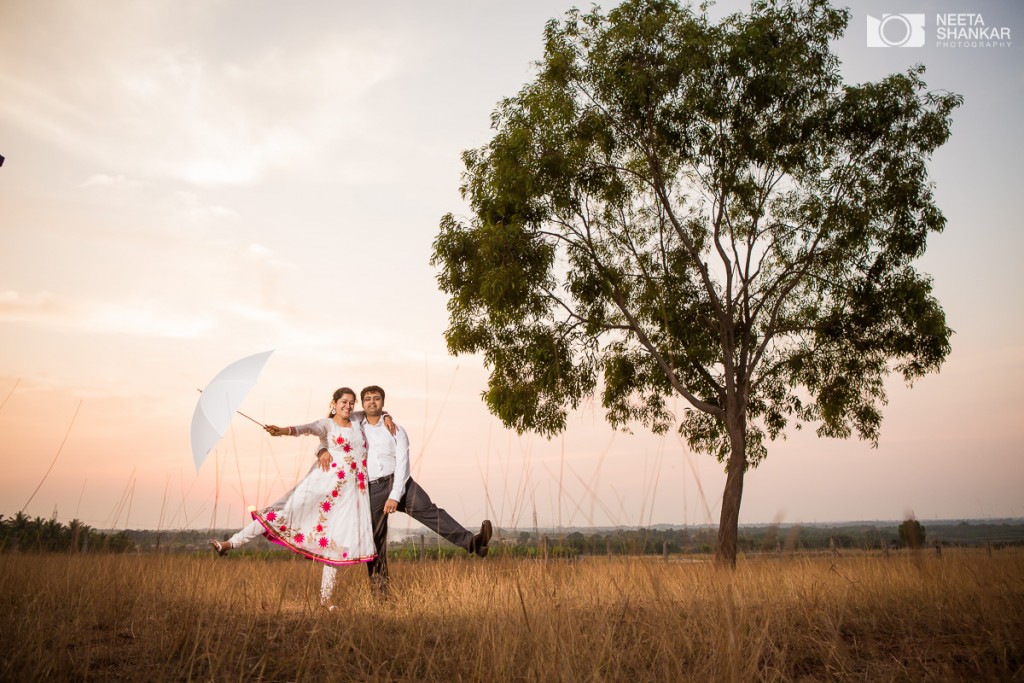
[1,548,1021,681]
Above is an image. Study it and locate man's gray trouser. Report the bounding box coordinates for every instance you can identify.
[367,474,473,587]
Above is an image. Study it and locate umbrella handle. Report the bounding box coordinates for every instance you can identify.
[195,388,266,428]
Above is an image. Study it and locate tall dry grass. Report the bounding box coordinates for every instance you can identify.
[1,549,1021,681]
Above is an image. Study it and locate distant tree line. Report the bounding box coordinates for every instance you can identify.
[0,513,134,553]
[388,520,1024,559]
[4,516,1021,558]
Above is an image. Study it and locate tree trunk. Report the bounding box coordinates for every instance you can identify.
[716,408,747,568]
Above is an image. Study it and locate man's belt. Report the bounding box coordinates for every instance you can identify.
[369,473,394,486]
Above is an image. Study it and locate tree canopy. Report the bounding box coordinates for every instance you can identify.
[431,0,961,565]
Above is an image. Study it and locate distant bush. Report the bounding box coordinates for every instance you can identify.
[899,519,927,549]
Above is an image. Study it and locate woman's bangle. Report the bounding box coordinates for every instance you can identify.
[289,426,295,436]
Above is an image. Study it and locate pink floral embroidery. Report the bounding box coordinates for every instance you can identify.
[342,551,348,558]
[358,482,366,491]
[337,471,344,479]
[350,462,357,470]
[316,524,323,533]
[343,443,352,453]
[362,458,367,468]
[294,533,304,544]
[357,472,365,482]
[319,537,329,548]
[336,436,345,445]
[331,490,338,497]
[266,511,277,521]
[279,525,287,532]
[321,501,331,513]
[331,462,337,468]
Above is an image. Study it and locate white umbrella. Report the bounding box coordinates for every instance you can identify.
[191,350,274,471]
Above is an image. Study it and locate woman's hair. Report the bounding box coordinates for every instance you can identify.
[328,387,357,416]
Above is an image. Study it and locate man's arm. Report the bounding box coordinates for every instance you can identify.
[388,425,410,503]
[313,413,387,456]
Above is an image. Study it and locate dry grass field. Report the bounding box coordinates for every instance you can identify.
[1,549,1021,681]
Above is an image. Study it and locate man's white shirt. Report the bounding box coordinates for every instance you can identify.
[362,417,410,502]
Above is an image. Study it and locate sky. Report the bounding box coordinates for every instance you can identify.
[1,0,1022,536]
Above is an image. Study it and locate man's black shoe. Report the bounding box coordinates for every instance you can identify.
[472,520,493,558]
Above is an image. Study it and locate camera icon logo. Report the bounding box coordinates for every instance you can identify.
[867,14,926,47]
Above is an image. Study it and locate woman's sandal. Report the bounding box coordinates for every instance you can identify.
[209,539,230,557]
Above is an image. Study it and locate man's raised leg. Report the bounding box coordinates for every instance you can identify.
[399,478,492,557]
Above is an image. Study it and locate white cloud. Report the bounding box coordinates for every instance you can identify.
[80,174,146,190]
[0,5,415,187]
[221,302,284,324]
[0,290,66,322]
[171,191,240,223]
[1,284,198,336]
[0,290,218,340]
[244,243,292,270]
[87,303,218,340]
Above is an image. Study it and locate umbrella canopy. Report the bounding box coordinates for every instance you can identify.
[191,350,273,471]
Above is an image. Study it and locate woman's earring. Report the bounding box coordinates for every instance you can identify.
[330,408,336,416]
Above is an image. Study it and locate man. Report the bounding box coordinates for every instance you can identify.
[318,385,492,593]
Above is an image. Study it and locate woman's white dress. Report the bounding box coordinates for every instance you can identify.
[249,418,376,566]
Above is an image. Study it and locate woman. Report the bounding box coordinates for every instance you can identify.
[209,387,379,607]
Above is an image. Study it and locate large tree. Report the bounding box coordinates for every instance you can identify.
[431,0,960,565]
